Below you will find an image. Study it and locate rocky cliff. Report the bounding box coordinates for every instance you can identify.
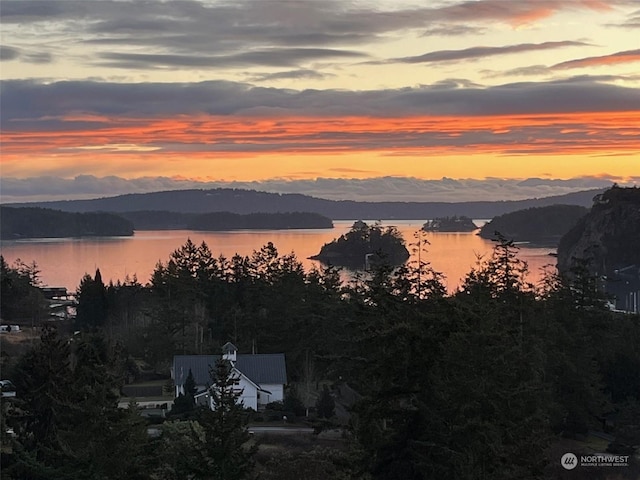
[557,186,640,276]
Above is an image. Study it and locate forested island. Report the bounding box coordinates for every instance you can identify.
[309,220,410,268]
[0,206,134,239]
[478,204,588,245]
[0,207,331,237]
[422,215,477,232]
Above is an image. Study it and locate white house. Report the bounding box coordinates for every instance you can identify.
[172,342,286,411]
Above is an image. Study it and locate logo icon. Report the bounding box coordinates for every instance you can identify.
[561,453,578,470]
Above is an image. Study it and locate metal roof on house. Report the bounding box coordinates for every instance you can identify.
[173,353,286,387]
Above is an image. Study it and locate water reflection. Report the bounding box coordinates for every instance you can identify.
[0,221,556,292]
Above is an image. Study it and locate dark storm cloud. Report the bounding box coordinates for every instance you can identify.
[388,41,589,64]
[2,78,639,130]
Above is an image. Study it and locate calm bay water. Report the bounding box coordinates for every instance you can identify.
[0,221,556,293]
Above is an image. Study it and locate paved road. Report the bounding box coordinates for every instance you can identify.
[248,425,314,434]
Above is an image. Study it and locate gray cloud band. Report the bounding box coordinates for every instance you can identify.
[1,175,633,204]
[2,78,638,126]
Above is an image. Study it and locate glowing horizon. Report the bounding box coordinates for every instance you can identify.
[1,0,638,201]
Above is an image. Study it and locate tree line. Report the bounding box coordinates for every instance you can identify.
[0,207,134,239]
[478,204,588,245]
[1,233,639,479]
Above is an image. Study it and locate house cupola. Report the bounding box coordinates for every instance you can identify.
[222,342,237,362]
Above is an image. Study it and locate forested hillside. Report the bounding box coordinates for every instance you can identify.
[0,206,134,239]
[6,187,604,219]
[478,204,588,245]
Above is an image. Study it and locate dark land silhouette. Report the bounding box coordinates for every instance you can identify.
[6,187,605,221]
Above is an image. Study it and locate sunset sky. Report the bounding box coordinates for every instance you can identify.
[1,0,639,202]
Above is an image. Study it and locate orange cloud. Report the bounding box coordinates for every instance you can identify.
[553,49,640,69]
[2,112,639,170]
[439,0,613,27]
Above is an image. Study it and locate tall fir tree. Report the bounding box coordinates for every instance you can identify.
[75,268,108,330]
[192,358,256,480]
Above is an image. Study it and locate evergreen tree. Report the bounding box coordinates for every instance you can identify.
[0,256,47,322]
[172,368,197,414]
[538,265,610,437]
[151,420,207,480]
[7,325,73,479]
[433,237,551,479]
[59,333,149,479]
[344,260,446,480]
[185,368,198,398]
[283,387,306,417]
[258,447,360,480]
[75,268,108,330]
[566,256,610,309]
[6,327,150,480]
[192,359,256,480]
[316,385,335,419]
[149,239,220,359]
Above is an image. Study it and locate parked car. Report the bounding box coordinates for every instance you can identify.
[1,380,16,398]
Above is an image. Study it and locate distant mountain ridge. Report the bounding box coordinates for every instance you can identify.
[5,188,605,220]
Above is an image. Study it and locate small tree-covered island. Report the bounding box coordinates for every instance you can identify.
[422,215,477,232]
[309,220,410,268]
